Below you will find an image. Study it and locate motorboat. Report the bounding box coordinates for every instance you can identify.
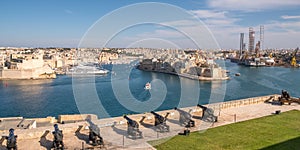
[144,82,151,90]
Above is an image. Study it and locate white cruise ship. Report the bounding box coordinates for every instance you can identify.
[67,64,109,75]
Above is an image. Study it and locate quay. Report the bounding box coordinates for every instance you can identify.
[0,94,299,149]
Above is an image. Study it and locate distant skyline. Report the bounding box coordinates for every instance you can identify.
[1,0,300,49]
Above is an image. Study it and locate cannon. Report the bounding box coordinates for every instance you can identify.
[150,111,170,132]
[4,128,17,150]
[86,118,104,146]
[174,107,195,127]
[269,90,300,105]
[281,90,291,100]
[52,124,64,150]
[197,104,218,122]
[123,115,142,138]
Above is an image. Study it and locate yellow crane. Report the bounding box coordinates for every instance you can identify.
[290,47,298,67]
[269,52,273,58]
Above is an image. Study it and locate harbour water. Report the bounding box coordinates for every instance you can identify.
[0,60,299,118]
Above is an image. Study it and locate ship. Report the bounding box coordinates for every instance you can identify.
[67,64,109,75]
[244,58,266,67]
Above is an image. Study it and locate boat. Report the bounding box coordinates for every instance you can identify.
[245,58,266,67]
[67,64,109,75]
[144,82,151,90]
[235,73,241,76]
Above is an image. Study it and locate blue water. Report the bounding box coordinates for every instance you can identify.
[0,60,299,118]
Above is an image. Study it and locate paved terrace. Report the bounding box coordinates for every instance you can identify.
[0,94,299,150]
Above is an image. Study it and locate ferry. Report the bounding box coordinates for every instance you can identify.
[144,82,151,90]
[67,65,109,75]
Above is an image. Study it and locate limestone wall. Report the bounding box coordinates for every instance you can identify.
[28,116,56,124]
[1,70,33,79]
[0,68,56,79]
[216,94,280,110]
[58,114,98,123]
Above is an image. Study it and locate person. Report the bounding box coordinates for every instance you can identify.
[52,124,64,149]
[6,128,17,150]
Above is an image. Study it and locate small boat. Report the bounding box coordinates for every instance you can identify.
[144,82,151,90]
[235,73,241,76]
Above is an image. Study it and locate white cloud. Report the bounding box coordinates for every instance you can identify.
[64,9,73,14]
[189,10,227,19]
[189,10,239,27]
[207,0,300,11]
[281,15,300,19]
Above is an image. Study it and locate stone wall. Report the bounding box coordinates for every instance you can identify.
[58,114,98,123]
[28,116,56,124]
[216,94,280,110]
[0,68,56,79]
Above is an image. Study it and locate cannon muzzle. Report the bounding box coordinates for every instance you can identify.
[197,104,207,109]
[124,115,131,121]
[151,111,162,118]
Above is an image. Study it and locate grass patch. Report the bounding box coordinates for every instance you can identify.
[149,110,300,150]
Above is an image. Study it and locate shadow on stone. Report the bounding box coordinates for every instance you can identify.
[75,125,89,144]
[111,126,127,136]
[75,132,89,144]
[39,130,53,150]
[166,118,181,126]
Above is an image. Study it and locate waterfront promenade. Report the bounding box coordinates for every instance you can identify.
[0,95,299,149]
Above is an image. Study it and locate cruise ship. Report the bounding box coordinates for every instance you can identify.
[67,64,109,75]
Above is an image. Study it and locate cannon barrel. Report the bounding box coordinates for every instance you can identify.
[124,115,138,128]
[151,111,163,118]
[151,111,165,123]
[86,118,100,136]
[197,104,207,110]
[174,107,191,119]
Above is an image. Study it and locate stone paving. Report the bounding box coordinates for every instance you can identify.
[0,102,299,150]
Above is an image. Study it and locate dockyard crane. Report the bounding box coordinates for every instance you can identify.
[290,47,298,67]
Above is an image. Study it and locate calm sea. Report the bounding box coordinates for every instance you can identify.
[0,60,299,118]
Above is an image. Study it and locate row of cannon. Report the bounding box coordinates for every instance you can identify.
[124,104,218,138]
[2,104,217,149]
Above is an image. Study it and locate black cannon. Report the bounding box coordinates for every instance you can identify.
[174,107,195,127]
[52,124,64,150]
[123,115,142,138]
[86,118,104,146]
[4,128,17,150]
[150,111,170,132]
[197,104,218,122]
[281,90,291,100]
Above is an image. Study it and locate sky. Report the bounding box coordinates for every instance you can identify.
[0,0,300,49]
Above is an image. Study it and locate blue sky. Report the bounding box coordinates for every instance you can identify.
[1,0,300,49]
